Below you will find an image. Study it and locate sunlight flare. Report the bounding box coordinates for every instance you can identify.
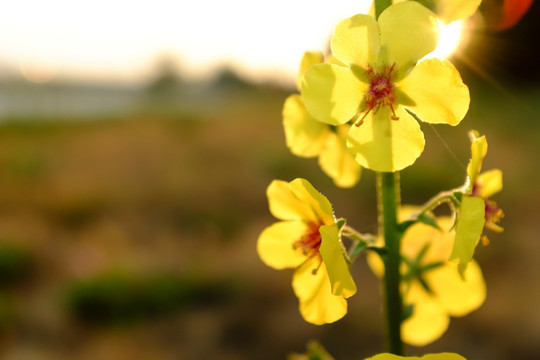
[425,20,464,60]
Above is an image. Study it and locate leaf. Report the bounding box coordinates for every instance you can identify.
[416,213,441,230]
[348,241,367,260]
[336,218,347,231]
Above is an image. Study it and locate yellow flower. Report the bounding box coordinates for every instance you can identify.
[257,178,356,324]
[301,1,470,172]
[450,131,503,272]
[364,353,467,360]
[389,0,482,24]
[368,213,485,346]
[283,51,361,188]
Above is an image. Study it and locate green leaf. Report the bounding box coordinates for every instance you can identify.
[453,191,463,203]
[288,340,335,360]
[416,213,441,230]
[398,212,439,234]
[336,218,347,231]
[397,219,416,234]
[402,302,415,322]
[348,241,367,260]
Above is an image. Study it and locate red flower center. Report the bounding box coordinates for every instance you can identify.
[355,64,398,126]
[293,221,322,259]
[472,182,504,245]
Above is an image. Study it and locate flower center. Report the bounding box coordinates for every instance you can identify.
[355,64,398,126]
[472,182,504,245]
[483,199,504,231]
[293,221,323,274]
[293,221,322,257]
[370,75,393,99]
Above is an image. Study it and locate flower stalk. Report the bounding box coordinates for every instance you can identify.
[259,0,494,357]
[378,171,403,355]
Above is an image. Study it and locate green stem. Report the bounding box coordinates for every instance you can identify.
[342,226,377,246]
[374,0,392,19]
[416,190,459,218]
[378,172,403,355]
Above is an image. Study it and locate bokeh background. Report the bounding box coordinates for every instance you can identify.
[0,1,538,359]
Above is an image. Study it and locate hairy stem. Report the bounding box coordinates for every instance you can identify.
[378,171,403,355]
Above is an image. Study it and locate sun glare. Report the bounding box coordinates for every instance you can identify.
[19,63,58,84]
[425,20,464,60]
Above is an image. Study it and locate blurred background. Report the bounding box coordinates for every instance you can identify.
[0,1,538,359]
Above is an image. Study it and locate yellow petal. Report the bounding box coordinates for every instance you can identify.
[401,217,454,263]
[429,261,486,317]
[449,196,486,268]
[366,250,384,278]
[302,64,367,125]
[327,54,347,67]
[318,127,362,188]
[319,224,356,298]
[346,107,425,172]
[297,51,324,90]
[364,354,419,360]
[398,59,469,126]
[378,1,439,74]
[365,354,466,360]
[331,13,379,68]
[435,0,482,24]
[283,95,331,157]
[477,169,503,198]
[403,282,449,346]
[267,180,317,222]
[292,259,347,325]
[289,178,335,225]
[257,221,309,270]
[422,354,467,360]
[467,132,487,187]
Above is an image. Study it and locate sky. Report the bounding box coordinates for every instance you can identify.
[0,0,376,85]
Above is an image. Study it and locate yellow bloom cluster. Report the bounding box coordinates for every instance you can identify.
[300,1,470,172]
[259,4,498,354]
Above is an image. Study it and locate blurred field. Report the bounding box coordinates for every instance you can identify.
[0,63,538,360]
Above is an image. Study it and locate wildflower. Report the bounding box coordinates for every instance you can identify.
[301,1,470,172]
[368,212,485,346]
[450,131,503,272]
[257,178,356,324]
[390,0,482,24]
[283,51,361,188]
[364,352,467,360]
[426,0,482,24]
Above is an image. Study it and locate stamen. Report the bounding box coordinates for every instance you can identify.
[360,63,399,123]
[390,105,399,120]
[355,109,371,127]
[311,256,323,275]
